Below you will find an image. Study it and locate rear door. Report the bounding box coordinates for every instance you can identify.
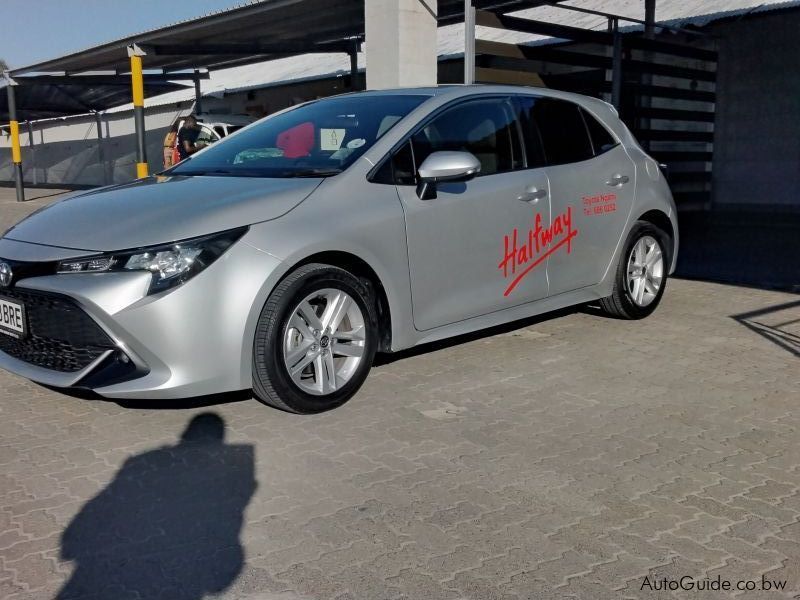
[388,96,552,331]
[520,97,636,295]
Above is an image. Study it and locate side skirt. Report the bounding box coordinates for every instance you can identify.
[397,284,609,351]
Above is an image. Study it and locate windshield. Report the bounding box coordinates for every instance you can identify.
[169,95,428,178]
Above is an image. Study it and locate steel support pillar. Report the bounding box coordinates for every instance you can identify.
[128,44,148,179]
[349,40,359,90]
[644,0,656,36]
[640,0,656,147]
[193,69,203,114]
[26,121,37,186]
[95,112,110,186]
[464,0,476,84]
[4,79,25,202]
[611,19,623,111]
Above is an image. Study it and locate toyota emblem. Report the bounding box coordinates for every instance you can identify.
[0,262,12,287]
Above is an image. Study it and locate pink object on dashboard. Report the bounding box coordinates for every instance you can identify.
[277,122,314,158]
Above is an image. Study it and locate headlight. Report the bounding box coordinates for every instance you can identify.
[57,227,248,294]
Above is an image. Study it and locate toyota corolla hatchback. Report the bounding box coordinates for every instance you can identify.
[0,85,677,413]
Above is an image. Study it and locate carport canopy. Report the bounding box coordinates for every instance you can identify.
[9,0,563,76]
[4,0,565,201]
[0,78,189,122]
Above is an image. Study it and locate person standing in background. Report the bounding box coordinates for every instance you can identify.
[177,115,205,161]
[162,122,179,169]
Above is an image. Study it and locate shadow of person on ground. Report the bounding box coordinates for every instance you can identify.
[57,413,257,600]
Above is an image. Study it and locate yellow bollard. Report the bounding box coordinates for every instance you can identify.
[129,51,148,178]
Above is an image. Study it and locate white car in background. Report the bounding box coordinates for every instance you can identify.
[179,113,256,144]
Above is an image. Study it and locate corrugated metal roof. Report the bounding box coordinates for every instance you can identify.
[17,0,797,116]
[126,0,795,112]
[11,0,546,77]
[0,79,188,121]
[11,0,366,75]
[13,1,266,72]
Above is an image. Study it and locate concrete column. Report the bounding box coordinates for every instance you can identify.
[365,0,438,90]
[464,0,476,84]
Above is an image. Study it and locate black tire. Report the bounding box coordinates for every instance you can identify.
[599,220,670,320]
[252,263,378,413]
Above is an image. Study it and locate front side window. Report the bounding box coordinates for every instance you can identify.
[410,98,523,177]
[169,95,427,178]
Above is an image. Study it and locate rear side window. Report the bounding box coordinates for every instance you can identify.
[529,98,594,166]
[581,108,618,156]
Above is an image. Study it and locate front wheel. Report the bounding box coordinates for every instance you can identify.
[599,221,670,319]
[252,263,377,413]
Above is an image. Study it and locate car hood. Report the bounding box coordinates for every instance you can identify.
[4,175,323,252]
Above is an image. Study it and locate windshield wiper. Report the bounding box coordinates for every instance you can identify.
[285,169,342,178]
[175,167,342,178]
[175,169,235,177]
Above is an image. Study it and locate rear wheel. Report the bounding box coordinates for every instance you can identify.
[599,221,669,319]
[252,263,377,413]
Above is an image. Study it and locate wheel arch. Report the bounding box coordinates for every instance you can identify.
[637,209,675,264]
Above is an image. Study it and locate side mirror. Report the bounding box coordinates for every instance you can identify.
[416,151,481,200]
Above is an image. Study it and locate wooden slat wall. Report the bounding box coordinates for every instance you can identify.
[474,8,718,208]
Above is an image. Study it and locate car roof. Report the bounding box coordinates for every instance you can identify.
[342,84,614,111]
[343,84,631,151]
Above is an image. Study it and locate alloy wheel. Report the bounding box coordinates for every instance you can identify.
[282,288,366,395]
[626,235,664,307]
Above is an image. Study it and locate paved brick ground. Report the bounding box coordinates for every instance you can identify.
[0,188,71,233]
[0,189,799,599]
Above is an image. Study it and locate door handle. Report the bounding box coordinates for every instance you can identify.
[517,187,548,204]
[606,174,630,187]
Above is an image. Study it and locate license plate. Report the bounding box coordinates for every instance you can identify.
[0,296,26,339]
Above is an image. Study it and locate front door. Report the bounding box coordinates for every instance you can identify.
[395,97,552,331]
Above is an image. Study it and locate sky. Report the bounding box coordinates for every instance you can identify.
[1,0,250,69]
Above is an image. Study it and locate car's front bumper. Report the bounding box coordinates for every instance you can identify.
[0,239,283,399]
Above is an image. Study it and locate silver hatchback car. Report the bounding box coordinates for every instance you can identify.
[0,86,677,413]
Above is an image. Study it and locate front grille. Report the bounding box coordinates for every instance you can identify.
[0,289,115,372]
